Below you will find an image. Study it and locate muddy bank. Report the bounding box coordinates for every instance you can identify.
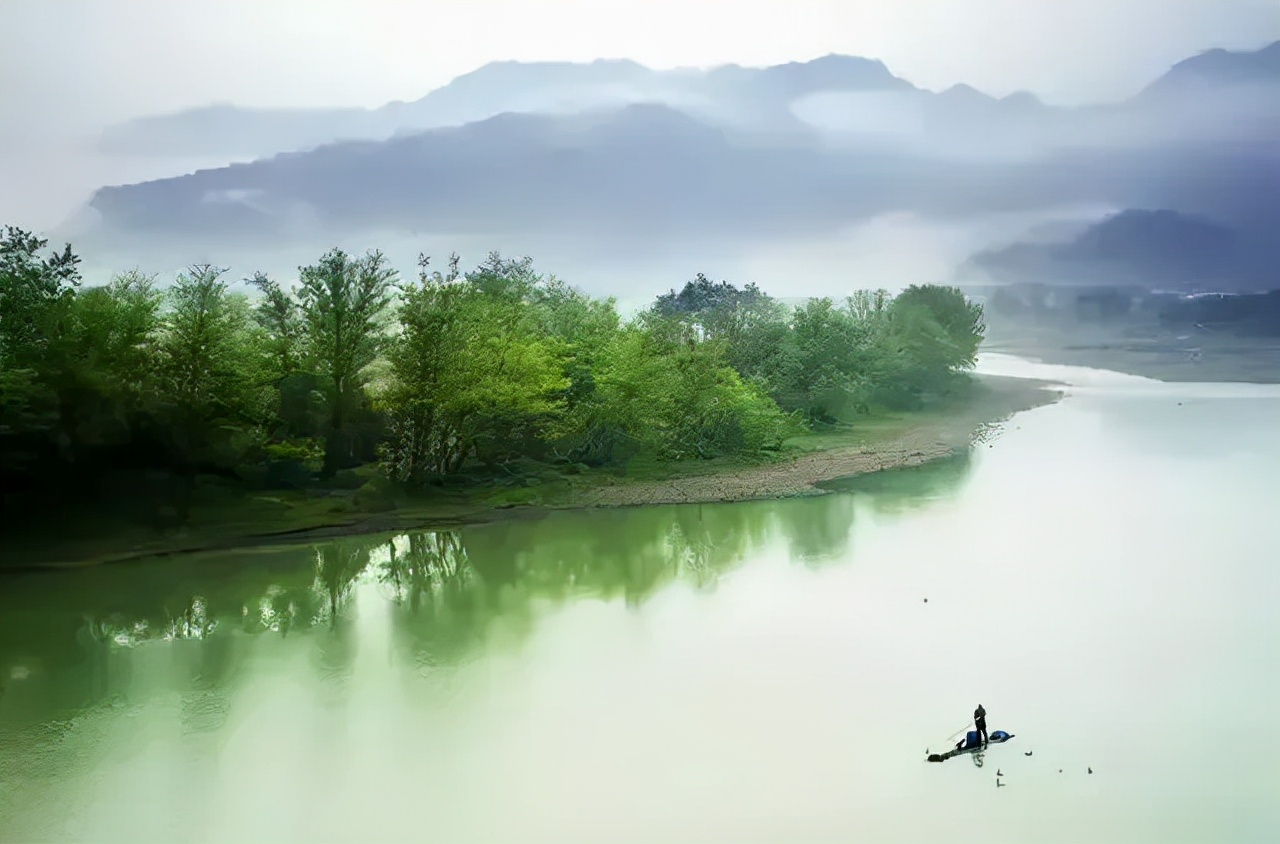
[2,374,1062,570]
[562,374,1062,507]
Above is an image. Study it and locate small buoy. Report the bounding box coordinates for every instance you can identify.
[1088,767,1093,774]
[923,598,928,603]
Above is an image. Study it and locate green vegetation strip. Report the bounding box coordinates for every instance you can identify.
[3,226,1034,568]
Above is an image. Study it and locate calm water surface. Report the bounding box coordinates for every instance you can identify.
[2,355,1278,843]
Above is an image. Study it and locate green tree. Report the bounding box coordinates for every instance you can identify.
[55,271,164,435]
[159,265,267,471]
[0,226,82,426]
[524,272,623,464]
[884,284,986,398]
[652,274,804,410]
[788,298,871,421]
[246,271,303,377]
[891,284,986,371]
[379,254,567,482]
[593,316,798,460]
[245,271,326,443]
[163,266,251,415]
[296,248,396,477]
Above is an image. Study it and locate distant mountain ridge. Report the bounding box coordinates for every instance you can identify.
[967,209,1278,291]
[97,42,1279,161]
[1139,40,1280,98]
[94,51,1030,158]
[80,41,1280,293]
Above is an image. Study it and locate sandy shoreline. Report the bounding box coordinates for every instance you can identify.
[566,375,1063,507]
[2,374,1063,570]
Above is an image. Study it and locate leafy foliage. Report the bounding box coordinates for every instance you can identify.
[1,227,987,525]
[296,249,397,476]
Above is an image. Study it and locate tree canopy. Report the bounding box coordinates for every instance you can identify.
[0,228,986,525]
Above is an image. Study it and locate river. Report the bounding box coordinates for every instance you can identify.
[2,355,1278,844]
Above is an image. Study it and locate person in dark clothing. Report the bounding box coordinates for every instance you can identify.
[974,704,988,748]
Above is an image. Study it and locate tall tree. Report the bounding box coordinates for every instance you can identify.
[380,254,567,482]
[246,271,303,377]
[0,226,81,363]
[59,271,164,425]
[297,248,396,477]
[891,284,986,371]
[0,226,81,425]
[163,266,245,414]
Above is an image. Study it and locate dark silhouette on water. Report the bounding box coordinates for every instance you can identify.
[974,703,988,747]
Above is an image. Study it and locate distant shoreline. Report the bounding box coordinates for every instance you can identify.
[982,330,1280,385]
[2,374,1062,571]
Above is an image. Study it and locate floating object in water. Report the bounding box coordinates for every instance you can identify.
[923,598,928,603]
[927,730,1014,763]
[996,779,1006,787]
[1024,751,1033,756]
[996,769,1004,777]
[1088,767,1093,774]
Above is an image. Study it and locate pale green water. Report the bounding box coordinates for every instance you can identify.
[2,355,1278,844]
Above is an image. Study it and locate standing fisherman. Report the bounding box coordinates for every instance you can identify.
[974,704,988,748]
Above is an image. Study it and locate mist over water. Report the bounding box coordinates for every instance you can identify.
[3,356,1277,843]
[60,202,1119,307]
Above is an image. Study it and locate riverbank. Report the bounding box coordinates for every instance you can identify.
[983,324,1280,384]
[1,374,1062,570]
[558,374,1061,506]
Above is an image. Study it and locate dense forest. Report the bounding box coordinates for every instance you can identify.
[0,225,985,527]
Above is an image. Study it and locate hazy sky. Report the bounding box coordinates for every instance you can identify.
[2,0,1277,142]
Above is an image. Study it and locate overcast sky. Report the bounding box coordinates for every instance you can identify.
[2,0,1277,141]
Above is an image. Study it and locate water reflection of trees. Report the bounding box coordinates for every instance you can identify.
[2,459,984,714]
[313,539,373,628]
[773,494,859,564]
[816,451,975,516]
[377,530,486,671]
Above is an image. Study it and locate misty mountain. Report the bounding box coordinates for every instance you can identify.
[88,104,849,241]
[86,103,1279,241]
[1137,40,1280,100]
[95,42,1279,163]
[94,54,914,158]
[966,209,1277,291]
[78,42,1280,292]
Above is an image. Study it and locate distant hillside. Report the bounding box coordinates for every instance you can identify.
[76,41,1280,283]
[95,42,1279,163]
[1138,40,1280,99]
[968,209,1276,292]
[94,54,920,159]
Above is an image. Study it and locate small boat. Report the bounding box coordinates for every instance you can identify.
[927,730,1014,763]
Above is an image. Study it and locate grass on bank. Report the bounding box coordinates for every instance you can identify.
[1,374,1057,570]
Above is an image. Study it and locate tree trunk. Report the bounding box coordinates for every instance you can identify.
[321,383,344,479]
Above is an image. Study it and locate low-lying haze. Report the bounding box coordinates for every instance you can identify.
[1,0,1276,296]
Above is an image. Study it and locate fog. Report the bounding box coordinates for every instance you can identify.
[3,0,1273,135]
[1,1,1275,299]
[66,204,1118,309]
